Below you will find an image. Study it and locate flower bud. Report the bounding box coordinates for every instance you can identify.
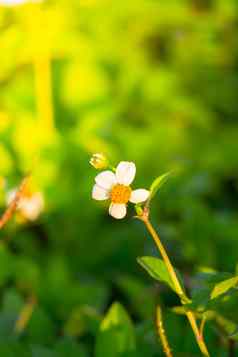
[90,153,108,170]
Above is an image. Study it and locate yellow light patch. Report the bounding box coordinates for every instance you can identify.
[110,184,131,204]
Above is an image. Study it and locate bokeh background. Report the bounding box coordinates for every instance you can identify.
[1,0,238,355]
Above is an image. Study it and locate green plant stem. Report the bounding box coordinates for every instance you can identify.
[138,214,210,357]
[200,314,207,339]
[156,305,173,357]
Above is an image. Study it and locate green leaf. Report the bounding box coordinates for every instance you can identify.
[188,287,211,311]
[95,303,136,357]
[54,338,89,357]
[26,307,56,345]
[0,342,31,357]
[0,245,14,286]
[209,311,238,340]
[149,171,171,201]
[210,276,238,300]
[64,306,101,337]
[31,346,57,357]
[196,271,232,287]
[2,289,24,315]
[229,326,238,341]
[116,275,156,318]
[137,256,176,293]
[183,271,237,312]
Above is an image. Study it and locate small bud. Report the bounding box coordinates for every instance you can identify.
[135,204,143,216]
[90,153,108,170]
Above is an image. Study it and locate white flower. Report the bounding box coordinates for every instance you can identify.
[92,161,150,219]
[6,189,44,221]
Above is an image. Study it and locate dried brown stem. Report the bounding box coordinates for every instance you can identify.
[0,175,30,230]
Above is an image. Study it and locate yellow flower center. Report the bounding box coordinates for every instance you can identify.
[110,184,132,204]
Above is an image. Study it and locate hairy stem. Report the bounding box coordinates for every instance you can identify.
[138,213,210,356]
[156,305,173,357]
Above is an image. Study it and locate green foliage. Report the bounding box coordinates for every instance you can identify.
[137,256,176,293]
[210,276,238,300]
[148,172,172,204]
[185,271,238,312]
[95,303,136,357]
[0,0,238,354]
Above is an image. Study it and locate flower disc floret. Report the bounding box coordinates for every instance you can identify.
[110,184,132,204]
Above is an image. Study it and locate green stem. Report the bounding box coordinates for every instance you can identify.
[138,214,210,357]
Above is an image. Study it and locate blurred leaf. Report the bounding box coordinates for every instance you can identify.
[64,305,101,337]
[186,271,237,312]
[0,245,14,286]
[2,289,24,315]
[137,256,176,293]
[54,338,89,357]
[26,307,56,345]
[95,302,136,357]
[196,271,232,287]
[185,287,211,312]
[0,342,31,357]
[229,327,238,341]
[0,313,16,340]
[210,276,238,300]
[211,311,238,340]
[31,346,57,357]
[14,258,40,294]
[116,275,156,318]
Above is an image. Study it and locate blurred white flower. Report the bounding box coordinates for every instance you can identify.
[0,0,42,6]
[92,161,149,219]
[7,188,44,221]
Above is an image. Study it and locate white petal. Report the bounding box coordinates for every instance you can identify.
[116,161,136,185]
[92,184,109,201]
[6,189,17,206]
[19,193,44,220]
[95,171,116,190]
[21,201,39,221]
[130,189,150,203]
[109,203,127,219]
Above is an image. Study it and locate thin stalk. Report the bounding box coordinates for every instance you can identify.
[156,305,173,357]
[138,213,210,356]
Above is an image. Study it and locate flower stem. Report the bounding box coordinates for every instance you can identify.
[138,213,210,357]
[156,305,173,357]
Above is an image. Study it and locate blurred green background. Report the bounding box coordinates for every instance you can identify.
[1,0,238,355]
